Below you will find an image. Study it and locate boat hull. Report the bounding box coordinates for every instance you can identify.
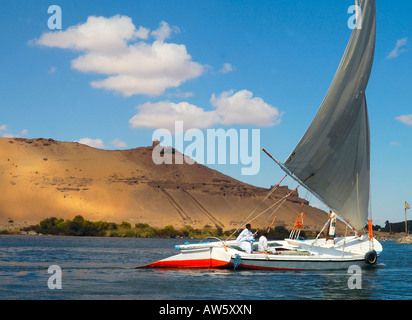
[137,236,382,271]
[230,255,367,271]
[137,243,233,269]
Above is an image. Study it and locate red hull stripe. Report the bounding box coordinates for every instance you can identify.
[141,258,230,269]
[139,260,309,271]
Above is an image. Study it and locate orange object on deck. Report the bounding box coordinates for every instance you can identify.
[293,212,305,231]
[368,219,374,240]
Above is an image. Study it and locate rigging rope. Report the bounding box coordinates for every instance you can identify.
[223,174,287,243]
[312,216,332,247]
[224,179,300,243]
[342,216,349,257]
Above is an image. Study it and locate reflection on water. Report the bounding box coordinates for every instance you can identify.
[0,236,410,300]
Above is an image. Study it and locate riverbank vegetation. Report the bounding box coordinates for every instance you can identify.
[3,215,405,239]
[12,215,293,239]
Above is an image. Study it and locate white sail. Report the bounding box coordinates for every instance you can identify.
[280,0,376,231]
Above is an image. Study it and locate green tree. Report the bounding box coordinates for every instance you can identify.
[120,221,132,229]
[162,225,178,238]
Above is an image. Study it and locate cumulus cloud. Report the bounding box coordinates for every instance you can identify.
[395,114,412,126]
[151,21,180,41]
[0,124,7,131]
[31,16,204,96]
[386,37,408,59]
[129,101,219,132]
[129,89,281,131]
[210,90,281,127]
[76,138,105,149]
[31,15,146,54]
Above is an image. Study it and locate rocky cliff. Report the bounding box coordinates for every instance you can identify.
[0,137,332,233]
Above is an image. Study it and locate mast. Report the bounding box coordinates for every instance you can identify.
[406,202,408,234]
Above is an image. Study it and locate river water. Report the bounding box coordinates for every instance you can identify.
[0,236,410,300]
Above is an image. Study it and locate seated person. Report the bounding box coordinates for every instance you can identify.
[258,230,277,254]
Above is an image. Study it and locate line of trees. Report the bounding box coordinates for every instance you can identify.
[20,215,292,239]
[21,216,114,237]
[382,220,411,234]
[16,216,412,238]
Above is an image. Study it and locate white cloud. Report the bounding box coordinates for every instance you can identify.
[129,89,282,131]
[111,138,127,148]
[395,114,412,126]
[129,101,219,132]
[76,138,105,149]
[390,142,401,146]
[220,63,234,74]
[151,21,180,41]
[31,16,204,97]
[1,126,28,138]
[386,37,408,59]
[31,15,148,54]
[168,89,194,99]
[210,89,281,127]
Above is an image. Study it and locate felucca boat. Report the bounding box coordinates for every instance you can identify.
[138,0,382,271]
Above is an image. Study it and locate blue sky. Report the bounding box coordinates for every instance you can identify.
[0,0,411,227]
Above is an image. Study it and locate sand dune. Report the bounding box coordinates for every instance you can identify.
[0,137,337,233]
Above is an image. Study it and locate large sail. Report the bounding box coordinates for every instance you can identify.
[281,0,376,231]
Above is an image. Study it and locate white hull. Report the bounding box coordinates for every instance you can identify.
[138,235,382,271]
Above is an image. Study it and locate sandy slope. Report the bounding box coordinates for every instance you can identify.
[0,137,337,233]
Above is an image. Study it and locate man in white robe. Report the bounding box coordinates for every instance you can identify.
[258,231,276,254]
[236,224,255,254]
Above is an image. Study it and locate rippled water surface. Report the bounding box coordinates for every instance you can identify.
[0,236,410,300]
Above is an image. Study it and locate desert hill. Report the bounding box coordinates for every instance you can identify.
[0,137,339,233]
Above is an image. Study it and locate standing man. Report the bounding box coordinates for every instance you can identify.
[236,224,255,254]
[326,210,337,245]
